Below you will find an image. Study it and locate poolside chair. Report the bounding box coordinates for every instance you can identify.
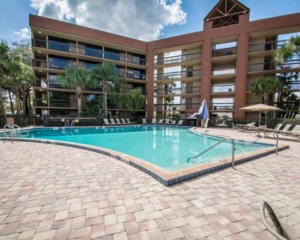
[285,125,300,138]
[171,120,177,125]
[110,119,116,125]
[115,119,122,125]
[177,120,184,126]
[121,118,127,124]
[158,119,164,124]
[142,118,147,124]
[275,124,292,135]
[118,118,125,124]
[164,119,171,124]
[126,118,132,124]
[103,118,111,125]
[151,119,157,124]
[259,123,283,137]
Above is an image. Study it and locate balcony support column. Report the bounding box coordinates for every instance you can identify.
[146,45,154,121]
[234,14,249,119]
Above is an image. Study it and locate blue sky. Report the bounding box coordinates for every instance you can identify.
[0,0,299,43]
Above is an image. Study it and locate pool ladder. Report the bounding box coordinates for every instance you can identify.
[3,124,29,142]
[64,120,75,127]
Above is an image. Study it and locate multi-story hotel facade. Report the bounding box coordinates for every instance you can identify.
[30,0,300,124]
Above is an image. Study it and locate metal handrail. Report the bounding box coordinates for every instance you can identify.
[3,124,29,142]
[187,137,228,162]
[260,201,291,240]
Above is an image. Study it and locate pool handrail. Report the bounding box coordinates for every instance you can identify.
[260,201,291,240]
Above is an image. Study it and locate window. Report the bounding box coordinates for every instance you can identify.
[85,44,102,58]
[49,56,69,69]
[48,36,69,52]
[49,74,63,88]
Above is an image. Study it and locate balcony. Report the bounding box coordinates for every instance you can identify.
[154,86,201,96]
[155,52,202,65]
[211,68,235,76]
[32,39,146,66]
[248,59,300,73]
[211,84,235,93]
[34,99,78,108]
[212,47,237,57]
[154,103,200,111]
[155,69,201,81]
[248,40,286,53]
[119,72,146,81]
[211,103,234,111]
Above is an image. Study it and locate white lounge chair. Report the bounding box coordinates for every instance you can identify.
[115,119,122,125]
[121,118,127,124]
[142,118,147,124]
[171,120,177,125]
[158,119,164,124]
[126,118,132,124]
[151,119,157,124]
[103,118,111,125]
[177,120,184,126]
[110,119,116,125]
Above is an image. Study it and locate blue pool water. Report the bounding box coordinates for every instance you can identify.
[13,126,272,172]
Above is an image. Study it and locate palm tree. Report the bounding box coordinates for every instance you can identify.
[275,35,300,63]
[91,62,123,115]
[0,41,10,116]
[58,65,95,115]
[126,88,146,113]
[250,76,283,104]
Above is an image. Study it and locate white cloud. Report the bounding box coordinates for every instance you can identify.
[30,0,187,41]
[14,27,31,40]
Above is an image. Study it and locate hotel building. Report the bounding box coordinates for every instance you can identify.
[30,0,300,124]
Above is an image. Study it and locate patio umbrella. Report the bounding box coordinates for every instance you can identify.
[240,103,281,126]
[198,99,209,120]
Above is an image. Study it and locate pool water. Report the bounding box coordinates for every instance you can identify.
[17,126,272,172]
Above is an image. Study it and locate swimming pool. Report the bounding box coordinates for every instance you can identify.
[15,125,273,172]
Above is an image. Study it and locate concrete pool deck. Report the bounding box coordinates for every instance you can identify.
[0,127,299,239]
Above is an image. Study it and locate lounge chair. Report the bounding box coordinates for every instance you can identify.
[110,119,116,125]
[171,120,177,125]
[158,119,164,124]
[259,123,283,137]
[164,119,170,124]
[285,125,300,138]
[121,118,127,124]
[151,119,157,124]
[142,118,147,124]
[103,118,111,125]
[177,120,184,126]
[126,118,132,124]
[115,119,122,125]
[275,124,292,135]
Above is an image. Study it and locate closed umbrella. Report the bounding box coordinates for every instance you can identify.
[240,103,281,126]
[198,99,209,127]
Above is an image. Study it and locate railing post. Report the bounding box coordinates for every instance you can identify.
[232,139,235,167]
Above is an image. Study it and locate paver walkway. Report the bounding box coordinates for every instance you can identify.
[0,128,299,240]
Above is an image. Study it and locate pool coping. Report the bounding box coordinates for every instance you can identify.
[1,126,289,186]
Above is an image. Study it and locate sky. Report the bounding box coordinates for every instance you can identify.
[0,0,299,43]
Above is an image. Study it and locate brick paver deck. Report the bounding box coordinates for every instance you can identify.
[0,128,299,239]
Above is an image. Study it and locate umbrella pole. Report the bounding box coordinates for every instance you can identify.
[259,111,261,126]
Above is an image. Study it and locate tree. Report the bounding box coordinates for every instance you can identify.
[275,35,300,63]
[126,88,146,115]
[163,81,176,119]
[58,65,96,115]
[91,62,125,115]
[250,76,283,104]
[0,41,10,116]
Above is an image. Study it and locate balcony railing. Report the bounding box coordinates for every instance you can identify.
[154,86,201,95]
[120,72,147,81]
[32,39,146,66]
[155,52,202,65]
[211,103,234,111]
[212,47,237,57]
[154,103,200,111]
[155,69,201,81]
[34,99,78,108]
[211,68,235,76]
[248,40,286,53]
[211,85,235,93]
[248,59,300,72]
